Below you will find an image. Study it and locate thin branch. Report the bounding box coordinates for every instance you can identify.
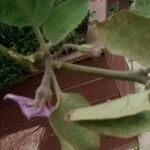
[51,69,62,102]
[1,45,150,85]
[32,27,63,103]
[32,27,45,49]
[53,43,101,58]
[0,44,42,72]
[30,27,53,107]
[53,43,86,58]
[40,53,52,87]
[53,61,150,84]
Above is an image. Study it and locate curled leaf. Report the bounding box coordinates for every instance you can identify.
[131,0,150,18]
[78,111,150,138]
[67,91,150,138]
[96,10,150,67]
[68,90,150,121]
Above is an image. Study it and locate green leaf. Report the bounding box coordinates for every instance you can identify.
[49,92,100,150]
[96,10,150,67]
[43,0,89,46]
[68,90,150,121]
[0,0,54,26]
[60,138,75,150]
[78,111,150,138]
[131,0,150,18]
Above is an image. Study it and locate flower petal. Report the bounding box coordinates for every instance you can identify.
[4,94,51,119]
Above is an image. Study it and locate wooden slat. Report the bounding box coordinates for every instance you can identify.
[0,77,118,131]
[0,54,107,108]
[0,93,120,138]
[63,78,118,102]
[0,55,134,150]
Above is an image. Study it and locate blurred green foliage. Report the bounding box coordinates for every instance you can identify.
[0,0,88,89]
[0,24,38,89]
[0,54,28,89]
[0,24,39,54]
[0,0,130,89]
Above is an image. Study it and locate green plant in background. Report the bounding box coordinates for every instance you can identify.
[0,24,39,54]
[0,54,28,89]
[0,0,150,149]
[0,24,38,89]
[0,0,88,89]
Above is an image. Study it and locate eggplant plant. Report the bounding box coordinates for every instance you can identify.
[1,0,150,149]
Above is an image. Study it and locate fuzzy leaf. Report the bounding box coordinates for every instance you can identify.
[0,0,54,26]
[60,138,75,150]
[96,10,150,67]
[78,111,150,138]
[68,90,150,121]
[43,0,89,46]
[131,0,150,18]
[49,92,100,150]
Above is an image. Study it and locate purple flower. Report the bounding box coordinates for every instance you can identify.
[4,94,52,119]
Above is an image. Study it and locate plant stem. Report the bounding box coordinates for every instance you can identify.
[51,69,62,102]
[53,61,149,84]
[33,27,45,49]
[53,43,80,58]
[1,45,149,85]
[31,26,54,106]
[53,43,101,59]
[40,53,51,87]
[0,44,42,72]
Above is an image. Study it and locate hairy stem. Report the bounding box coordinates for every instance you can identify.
[31,27,53,106]
[33,27,45,50]
[51,69,62,101]
[53,43,80,58]
[41,54,52,87]
[1,45,149,85]
[53,61,149,84]
[53,43,100,58]
[0,44,43,72]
